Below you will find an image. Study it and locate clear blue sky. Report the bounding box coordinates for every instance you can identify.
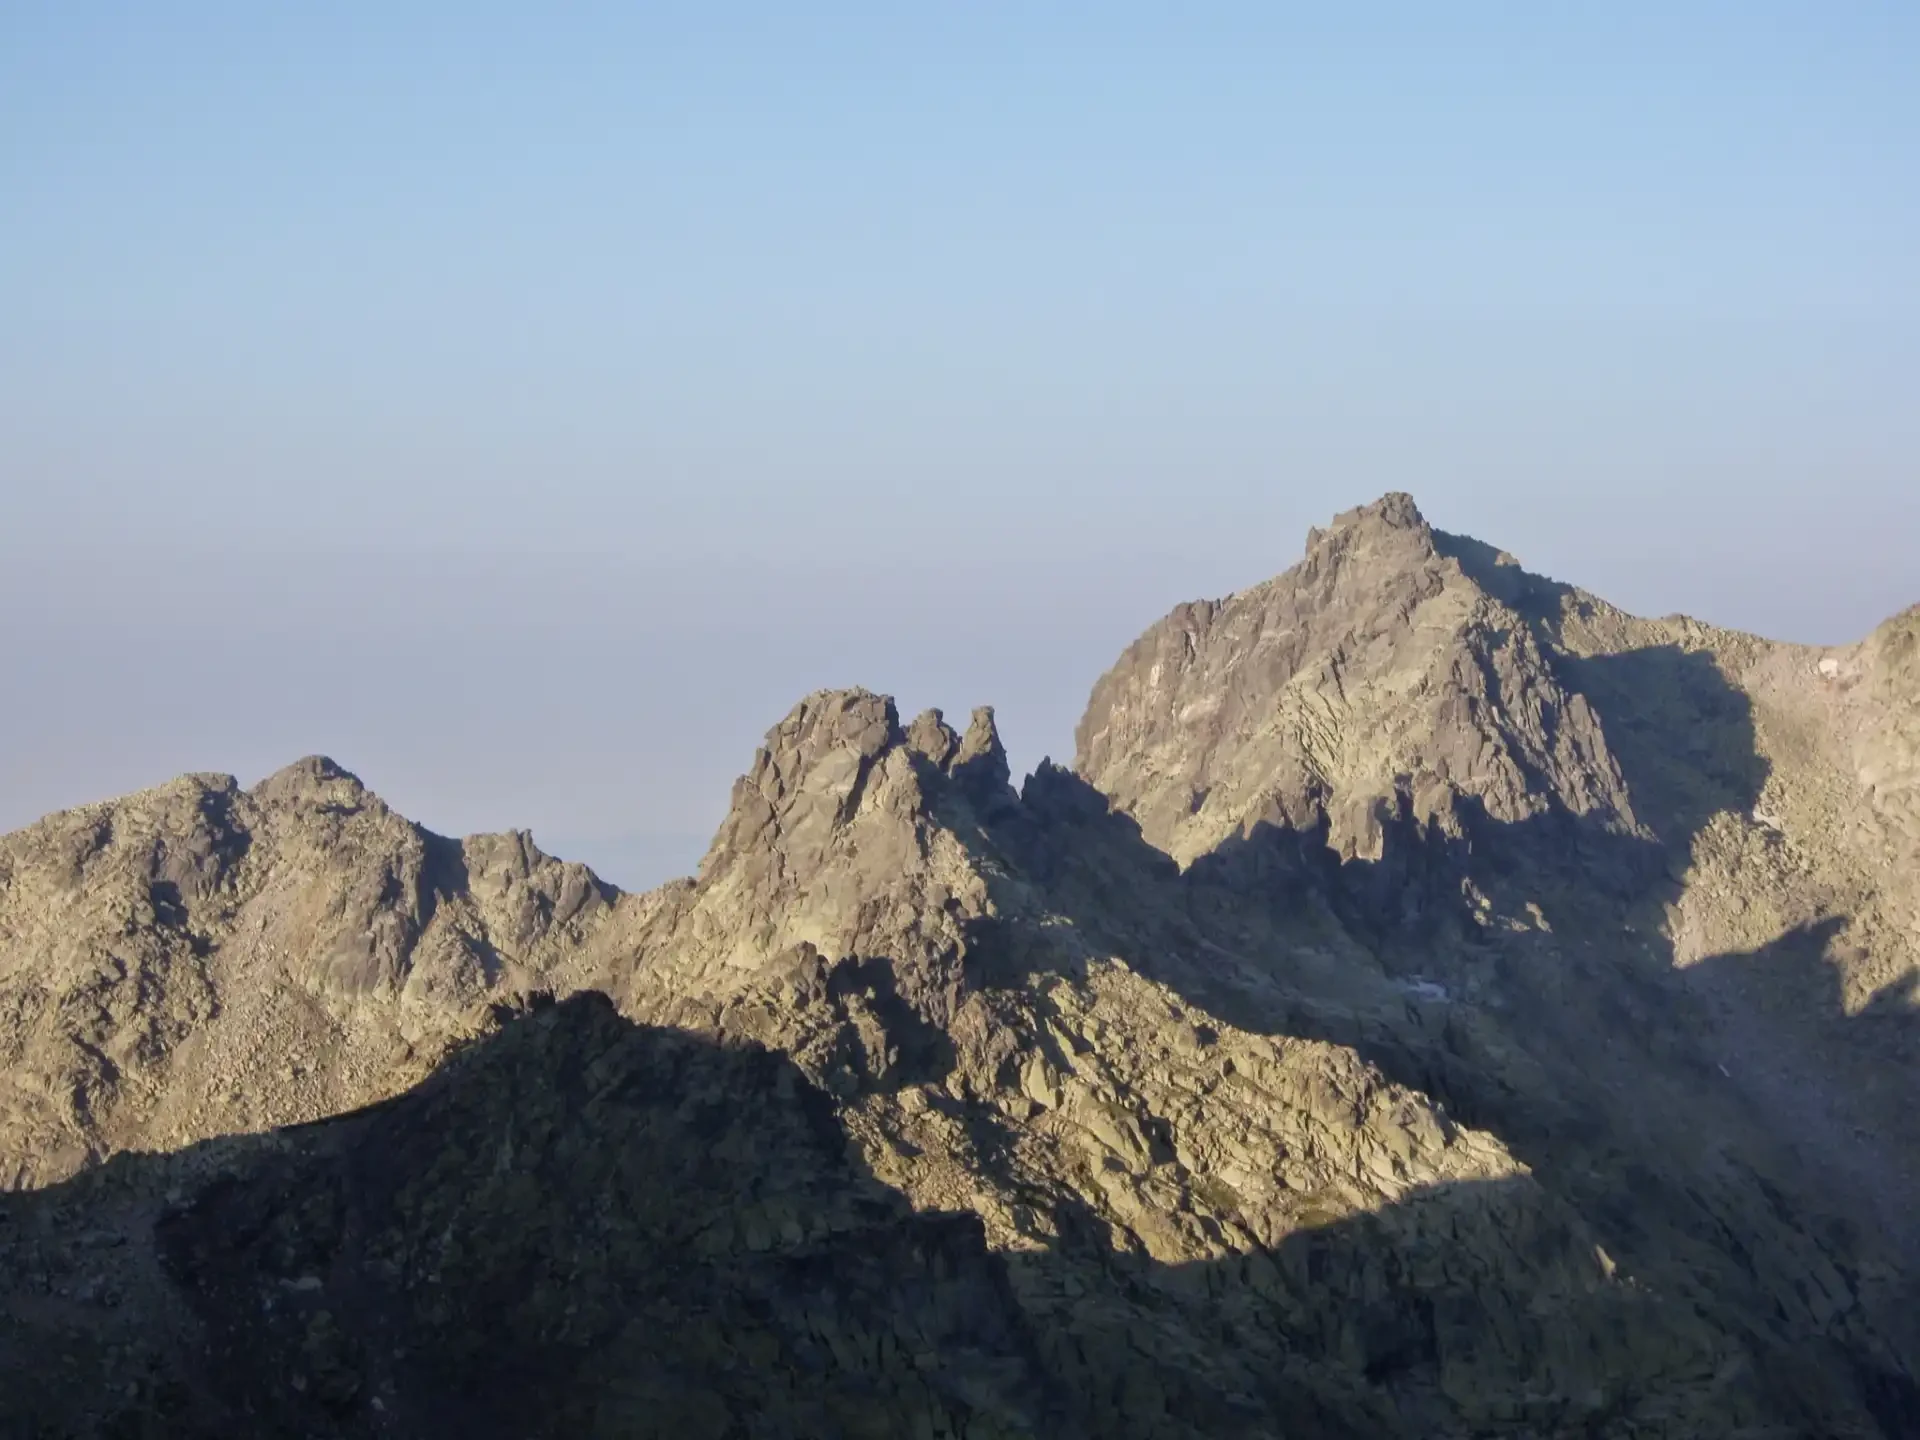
[4,4,1916,886]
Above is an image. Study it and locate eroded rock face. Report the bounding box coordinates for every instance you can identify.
[0,987,1789,1440]
[0,758,617,1187]
[2,995,1064,1439]
[622,690,1004,1030]
[2,494,1918,1438]
[1077,491,1920,1253]
[1850,606,1920,896]
[1076,494,1641,871]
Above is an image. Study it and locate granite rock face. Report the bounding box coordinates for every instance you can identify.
[1077,494,1640,870]
[2,994,1062,1439]
[3,495,1918,1438]
[0,757,620,1188]
[1078,493,1920,1260]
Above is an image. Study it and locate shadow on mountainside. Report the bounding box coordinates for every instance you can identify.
[1431,525,1770,871]
[0,994,1065,1440]
[7,993,1875,1440]
[947,638,1920,1432]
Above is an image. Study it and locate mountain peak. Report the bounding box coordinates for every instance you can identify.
[639,685,1013,1031]
[1325,489,1429,536]
[1078,496,1639,868]
[251,754,368,807]
[1285,491,1444,601]
[699,687,901,878]
[1302,490,1432,556]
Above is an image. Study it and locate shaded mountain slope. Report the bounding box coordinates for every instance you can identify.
[13,993,1904,1440]
[1076,493,1920,1256]
[1,994,1061,1439]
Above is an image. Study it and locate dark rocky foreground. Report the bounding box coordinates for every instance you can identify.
[10,990,1911,1438]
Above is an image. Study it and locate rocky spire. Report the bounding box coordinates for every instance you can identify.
[951,705,1014,809]
[627,688,1016,1036]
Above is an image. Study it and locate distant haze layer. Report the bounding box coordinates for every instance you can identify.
[3,6,1914,886]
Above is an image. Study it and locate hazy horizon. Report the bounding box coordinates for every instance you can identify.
[5,6,1915,888]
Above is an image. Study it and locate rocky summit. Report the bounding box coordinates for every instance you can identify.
[2,495,1917,1439]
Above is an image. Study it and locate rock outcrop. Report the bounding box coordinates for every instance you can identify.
[1077,494,1641,871]
[0,756,621,1189]
[2,494,1917,1438]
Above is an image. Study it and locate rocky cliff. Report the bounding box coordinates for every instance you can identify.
[2,495,1916,1438]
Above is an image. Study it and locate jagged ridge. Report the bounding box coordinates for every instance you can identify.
[3,494,1918,1437]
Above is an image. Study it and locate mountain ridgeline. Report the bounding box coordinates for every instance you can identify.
[2,495,1916,1438]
